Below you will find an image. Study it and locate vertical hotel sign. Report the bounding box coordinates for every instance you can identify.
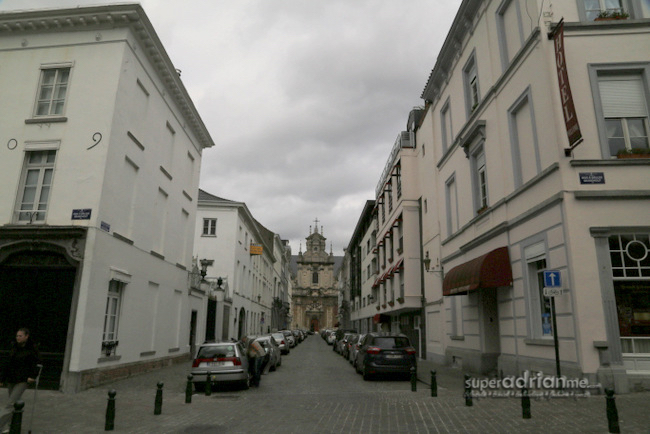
[553,20,582,149]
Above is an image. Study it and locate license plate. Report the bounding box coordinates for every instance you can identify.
[208,361,233,367]
[385,354,401,359]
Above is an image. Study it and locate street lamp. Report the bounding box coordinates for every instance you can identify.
[199,259,214,280]
[423,251,444,277]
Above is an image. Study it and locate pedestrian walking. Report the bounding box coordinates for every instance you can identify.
[241,336,265,387]
[0,328,41,433]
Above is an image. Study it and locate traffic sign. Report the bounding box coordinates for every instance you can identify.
[543,287,564,297]
[543,270,561,288]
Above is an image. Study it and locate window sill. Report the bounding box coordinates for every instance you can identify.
[450,335,465,341]
[201,234,217,237]
[524,338,554,346]
[25,116,67,124]
[97,355,122,363]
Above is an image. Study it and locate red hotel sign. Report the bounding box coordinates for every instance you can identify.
[553,21,582,148]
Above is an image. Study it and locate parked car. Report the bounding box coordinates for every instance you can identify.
[326,330,337,345]
[255,335,281,372]
[191,341,250,391]
[336,333,354,356]
[292,329,303,343]
[271,331,290,355]
[354,332,416,381]
[348,333,366,365]
[281,330,296,348]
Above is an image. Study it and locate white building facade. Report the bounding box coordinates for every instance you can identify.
[0,5,213,392]
[194,190,284,342]
[415,0,650,392]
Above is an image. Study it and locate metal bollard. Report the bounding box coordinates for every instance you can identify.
[185,374,193,404]
[205,376,212,396]
[521,387,531,419]
[154,382,163,415]
[431,370,437,397]
[9,400,24,434]
[464,374,473,407]
[605,388,620,433]
[410,366,417,392]
[105,389,116,431]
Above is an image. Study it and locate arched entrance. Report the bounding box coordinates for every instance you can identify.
[237,307,246,339]
[0,249,77,390]
[310,317,320,332]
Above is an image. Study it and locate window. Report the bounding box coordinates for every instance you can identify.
[583,0,624,21]
[34,67,70,117]
[387,183,393,212]
[440,99,453,153]
[445,174,459,235]
[451,296,463,337]
[103,280,124,352]
[395,165,402,198]
[312,272,319,284]
[598,74,649,156]
[15,150,57,223]
[524,242,552,338]
[463,53,480,116]
[203,218,217,236]
[496,0,532,69]
[509,87,541,187]
[471,146,489,212]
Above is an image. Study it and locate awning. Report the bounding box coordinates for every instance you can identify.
[443,247,512,296]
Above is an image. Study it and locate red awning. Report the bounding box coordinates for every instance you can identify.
[443,247,512,296]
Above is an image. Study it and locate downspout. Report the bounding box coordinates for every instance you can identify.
[418,197,427,359]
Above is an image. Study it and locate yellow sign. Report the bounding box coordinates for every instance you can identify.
[250,244,263,255]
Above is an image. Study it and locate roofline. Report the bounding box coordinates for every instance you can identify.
[0,3,215,149]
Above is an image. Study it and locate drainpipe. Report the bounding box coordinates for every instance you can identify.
[418,197,427,359]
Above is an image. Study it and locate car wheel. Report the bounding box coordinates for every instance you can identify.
[241,374,251,390]
[362,364,371,381]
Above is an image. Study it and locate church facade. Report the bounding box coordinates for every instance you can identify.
[291,222,341,332]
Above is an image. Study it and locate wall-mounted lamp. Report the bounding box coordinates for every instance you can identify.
[423,251,444,277]
[199,259,214,280]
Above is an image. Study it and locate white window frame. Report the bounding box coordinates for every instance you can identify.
[34,65,72,118]
[579,0,626,21]
[445,174,459,236]
[203,218,217,236]
[588,64,650,158]
[103,280,125,344]
[496,0,525,71]
[440,98,453,153]
[523,241,553,339]
[470,145,489,213]
[463,51,480,117]
[15,149,57,223]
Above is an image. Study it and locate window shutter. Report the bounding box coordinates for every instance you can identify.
[599,77,648,118]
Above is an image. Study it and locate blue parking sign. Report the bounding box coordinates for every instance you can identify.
[543,270,561,288]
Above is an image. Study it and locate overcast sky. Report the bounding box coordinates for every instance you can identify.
[1,0,462,256]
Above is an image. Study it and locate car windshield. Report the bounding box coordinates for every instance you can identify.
[374,337,410,349]
[197,345,236,358]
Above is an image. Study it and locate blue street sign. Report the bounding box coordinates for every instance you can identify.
[543,270,561,288]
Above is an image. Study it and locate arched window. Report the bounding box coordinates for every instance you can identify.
[312,272,319,284]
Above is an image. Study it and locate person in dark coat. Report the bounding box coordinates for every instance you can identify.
[0,328,41,432]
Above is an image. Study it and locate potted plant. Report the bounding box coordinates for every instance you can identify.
[617,148,650,159]
[397,297,405,304]
[388,301,395,307]
[595,10,629,20]
[376,305,380,311]
[382,303,387,309]
[477,205,489,215]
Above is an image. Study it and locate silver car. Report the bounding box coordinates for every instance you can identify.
[271,332,290,355]
[191,341,251,391]
[256,335,281,372]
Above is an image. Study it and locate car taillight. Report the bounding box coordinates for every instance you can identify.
[217,357,242,365]
[192,358,211,368]
[366,347,381,354]
[281,340,286,345]
[405,347,416,355]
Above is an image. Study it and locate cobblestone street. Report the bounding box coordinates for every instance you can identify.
[13,336,650,433]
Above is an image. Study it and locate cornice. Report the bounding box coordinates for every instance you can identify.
[0,4,214,150]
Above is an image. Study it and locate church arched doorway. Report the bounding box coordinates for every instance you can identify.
[310,317,320,332]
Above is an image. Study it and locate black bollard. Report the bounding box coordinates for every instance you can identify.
[431,370,437,397]
[410,366,417,392]
[205,376,212,396]
[521,387,531,419]
[185,375,193,404]
[154,382,163,415]
[464,374,473,407]
[9,400,24,434]
[605,388,620,433]
[105,390,116,431]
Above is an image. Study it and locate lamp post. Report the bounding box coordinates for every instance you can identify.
[423,252,444,277]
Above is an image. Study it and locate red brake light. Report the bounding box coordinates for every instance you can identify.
[405,347,416,355]
[192,358,210,368]
[366,347,381,355]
